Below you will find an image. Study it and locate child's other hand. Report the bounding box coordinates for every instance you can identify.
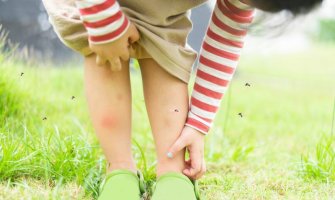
[89,22,140,71]
[167,126,206,180]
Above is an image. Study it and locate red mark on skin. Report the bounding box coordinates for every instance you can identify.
[100,115,118,129]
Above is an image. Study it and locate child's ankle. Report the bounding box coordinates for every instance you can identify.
[108,161,137,174]
[156,169,183,178]
[156,161,185,178]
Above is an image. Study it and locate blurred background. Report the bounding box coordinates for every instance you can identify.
[0,1,335,199]
[0,0,334,64]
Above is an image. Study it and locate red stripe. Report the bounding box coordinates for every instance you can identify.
[212,13,247,37]
[199,55,235,74]
[194,83,223,99]
[186,118,210,133]
[83,11,123,28]
[191,97,218,113]
[197,69,229,87]
[207,28,243,48]
[223,0,254,17]
[202,42,239,60]
[89,17,129,42]
[217,0,253,24]
[79,0,115,16]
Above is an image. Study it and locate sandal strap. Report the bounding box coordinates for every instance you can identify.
[100,169,142,194]
[154,172,202,200]
[105,169,138,180]
[156,172,193,184]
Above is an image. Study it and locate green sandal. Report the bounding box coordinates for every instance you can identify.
[98,169,146,200]
[151,172,201,200]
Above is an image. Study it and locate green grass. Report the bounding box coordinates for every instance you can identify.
[1,43,335,199]
[300,134,335,182]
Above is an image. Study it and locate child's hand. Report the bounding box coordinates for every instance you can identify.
[89,22,140,71]
[167,126,206,180]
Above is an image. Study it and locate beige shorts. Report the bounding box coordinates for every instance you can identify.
[42,0,208,83]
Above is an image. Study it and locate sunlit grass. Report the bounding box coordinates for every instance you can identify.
[300,134,335,182]
[1,42,335,199]
[299,99,335,182]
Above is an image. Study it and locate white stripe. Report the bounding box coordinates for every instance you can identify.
[193,90,221,106]
[86,15,125,36]
[205,36,242,54]
[185,0,254,133]
[201,48,238,67]
[214,5,251,30]
[89,22,130,44]
[228,0,254,10]
[196,77,228,94]
[190,105,217,120]
[188,111,213,126]
[209,22,245,43]
[197,63,234,81]
[80,3,120,22]
[75,0,106,9]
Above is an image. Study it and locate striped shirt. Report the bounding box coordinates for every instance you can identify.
[75,0,130,44]
[185,0,254,134]
[75,0,255,134]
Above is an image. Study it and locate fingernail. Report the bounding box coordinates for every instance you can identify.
[167,152,173,158]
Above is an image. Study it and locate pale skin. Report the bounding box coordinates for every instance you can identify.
[87,0,254,179]
[84,53,205,177]
[87,21,206,179]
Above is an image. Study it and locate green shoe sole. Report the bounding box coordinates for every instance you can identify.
[98,169,146,200]
[151,172,201,200]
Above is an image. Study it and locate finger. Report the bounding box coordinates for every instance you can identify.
[96,55,107,66]
[183,166,192,179]
[195,159,206,180]
[109,57,122,71]
[185,159,192,167]
[183,159,192,177]
[128,24,140,44]
[186,149,202,178]
[167,136,187,159]
[120,48,130,61]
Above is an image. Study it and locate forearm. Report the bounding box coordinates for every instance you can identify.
[186,0,255,134]
[75,0,129,44]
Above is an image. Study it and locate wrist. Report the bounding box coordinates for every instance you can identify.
[185,113,210,135]
[184,124,208,136]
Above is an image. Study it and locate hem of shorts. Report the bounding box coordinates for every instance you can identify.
[80,47,94,57]
[138,40,193,84]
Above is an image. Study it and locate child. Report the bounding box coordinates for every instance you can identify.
[42,0,323,199]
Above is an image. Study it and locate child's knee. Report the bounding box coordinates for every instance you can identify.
[94,114,119,129]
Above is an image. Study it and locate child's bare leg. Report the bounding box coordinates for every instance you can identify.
[139,58,188,177]
[84,54,136,173]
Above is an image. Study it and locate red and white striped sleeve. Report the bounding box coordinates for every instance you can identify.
[185,0,255,134]
[75,0,129,44]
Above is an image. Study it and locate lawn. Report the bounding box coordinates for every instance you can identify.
[0,44,335,199]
